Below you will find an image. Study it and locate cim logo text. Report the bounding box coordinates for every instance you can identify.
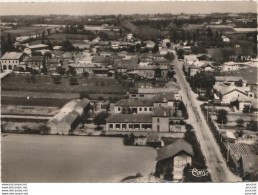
[189,168,209,177]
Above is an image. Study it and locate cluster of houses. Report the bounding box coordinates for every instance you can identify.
[213,76,257,112]
[1,41,174,81]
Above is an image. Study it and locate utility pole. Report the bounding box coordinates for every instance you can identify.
[227,139,230,162]
[207,103,209,121]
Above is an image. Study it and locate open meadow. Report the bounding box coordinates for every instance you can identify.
[2,134,157,182]
[2,75,128,95]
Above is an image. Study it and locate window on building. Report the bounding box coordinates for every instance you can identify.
[131,94,136,97]
[118,107,121,111]
[115,124,121,129]
[139,107,142,111]
[122,124,126,129]
[129,124,133,129]
[8,65,12,70]
[157,125,160,132]
[109,124,113,129]
[149,107,153,111]
[134,124,140,129]
[140,94,144,97]
[157,118,160,123]
[144,107,147,111]
[3,65,7,70]
[146,124,152,129]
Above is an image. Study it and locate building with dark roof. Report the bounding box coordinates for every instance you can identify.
[23,56,44,70]
[155,139,194,181]
[114,93,177,115]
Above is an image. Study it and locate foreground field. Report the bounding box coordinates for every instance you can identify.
[1,134,157,182]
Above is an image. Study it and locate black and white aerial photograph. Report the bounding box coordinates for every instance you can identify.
[0,1,257,185]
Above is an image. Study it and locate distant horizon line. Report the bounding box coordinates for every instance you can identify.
[1,12,257,16]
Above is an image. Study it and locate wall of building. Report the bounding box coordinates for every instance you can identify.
[152,117,170,132]
[106,122,152,131]
[173,154,192,181]
[114,106,153,114]
[1,59,20,70]
[222,91,247,104]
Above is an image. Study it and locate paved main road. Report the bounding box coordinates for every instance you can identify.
[172,53,241,182]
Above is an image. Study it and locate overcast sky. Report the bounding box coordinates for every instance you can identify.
[0,1,257,15]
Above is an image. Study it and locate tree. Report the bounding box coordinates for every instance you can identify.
[77,24,84,30]
[61,39,75,51]
[164,52,175,61]
[167,71,175,79]
[217,109,228,124]
[154,68,161,78]
[41,66,48,75]
[47,40,53,50]
[47,29,51,35]
[123,133,135,146]
[67,66,76,76]
[235,79,243,87]
[177,49,185,59]
[56,67,66,75]
[207,27,213,40]
[135,43,141,52]
[99,32,109,41]
[181,29,186,42]
[69,76,78,85]
[152,44,159,53]
[192,72,215,91]
[247,120,258,132]
[53,76,61,84]
[191,46,199,54]
[243,105,251,113]
[93,112,108,129]
[236,119,244,127]
[83,71,89,78]
[17,67,25,72]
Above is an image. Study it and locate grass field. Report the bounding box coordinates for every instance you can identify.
[1,96,71,107]
[1,26,47,37]
[2,75,128,94]
[215,67,258,84]
[2,134,157,182]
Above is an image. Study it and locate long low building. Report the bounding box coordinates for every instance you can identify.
[106,106,177,132]
[47,98,90,135]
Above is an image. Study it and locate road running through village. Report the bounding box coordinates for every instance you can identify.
[172,51,241,182]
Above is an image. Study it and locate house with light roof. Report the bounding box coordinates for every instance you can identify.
[1,52,26,71]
